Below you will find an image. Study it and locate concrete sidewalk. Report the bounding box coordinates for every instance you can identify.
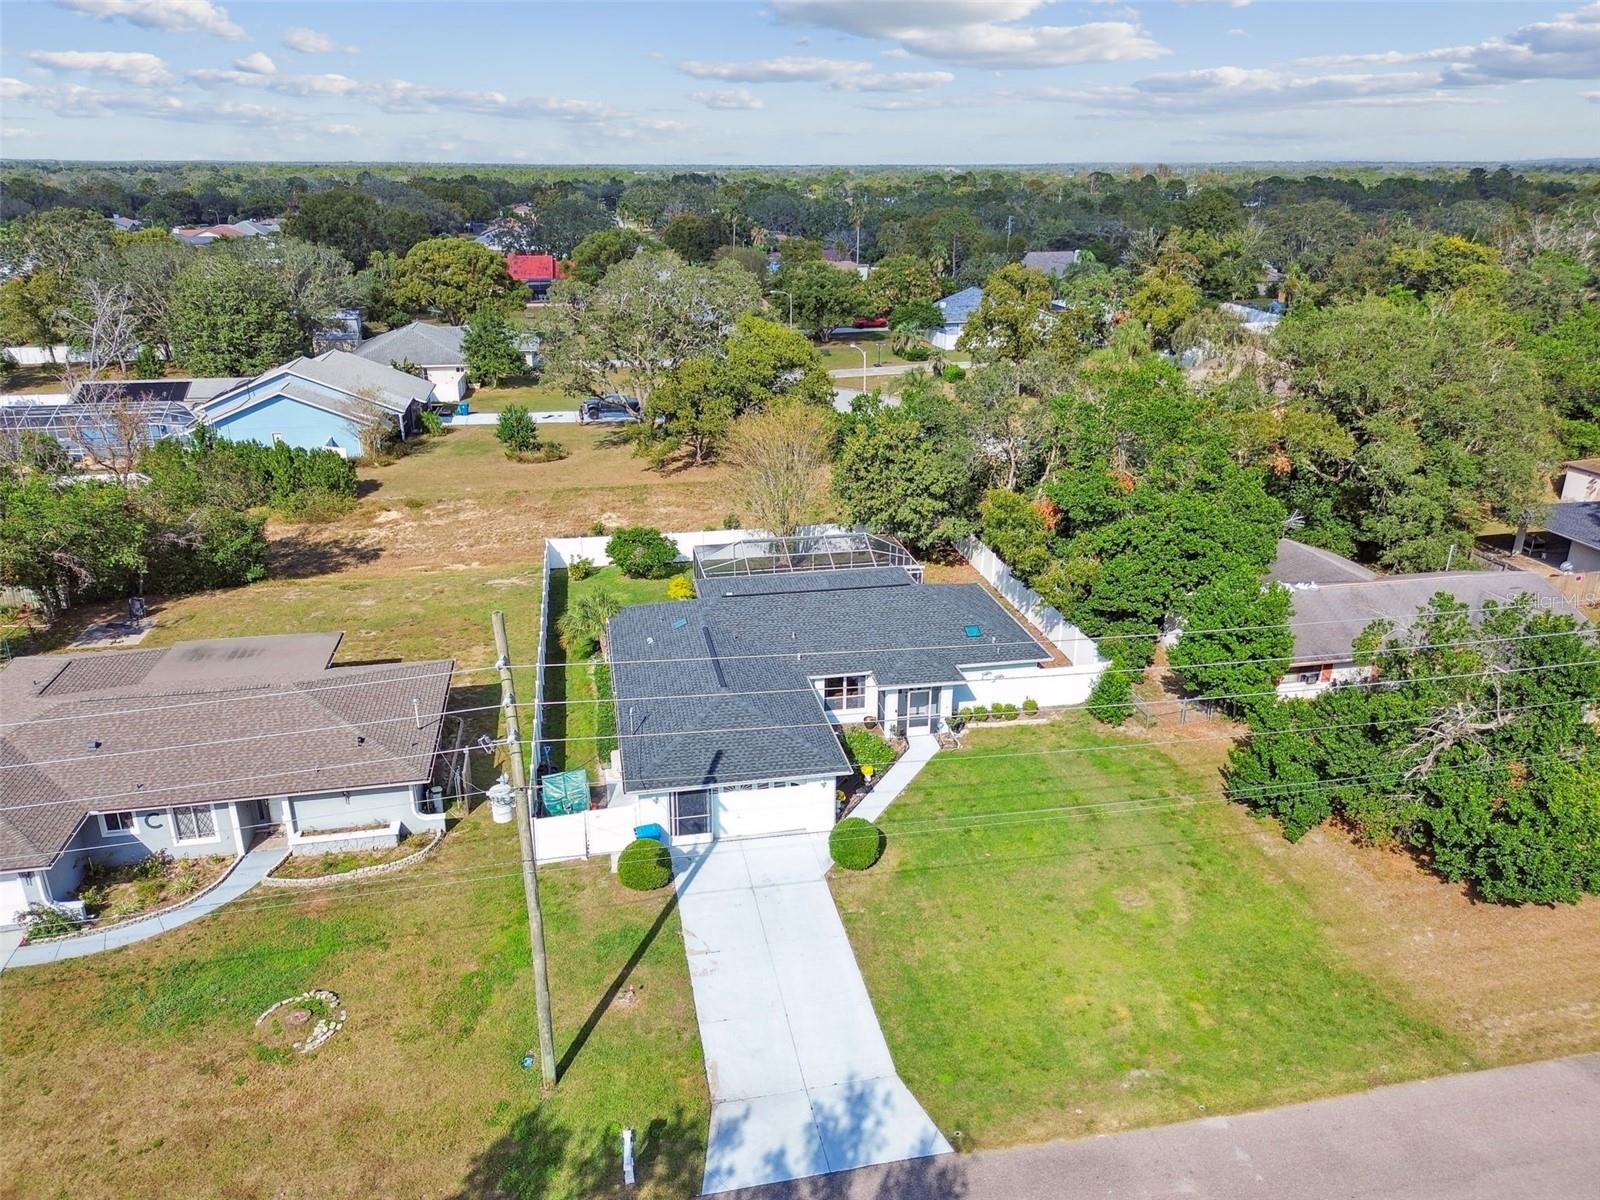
[727,1053,1600,1200]
[849,734,938,824]
[1,842,288,971]
[442,409,577,426]
[674,835,949,1195]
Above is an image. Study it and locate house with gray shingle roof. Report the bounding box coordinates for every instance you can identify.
[1020,249,1081,277]
[200,350,435,459]
[598,549,1050,843]
[0,632,454,926]
[353,322,471,403]
[1271,539,1585,698]
[929,286,983,351]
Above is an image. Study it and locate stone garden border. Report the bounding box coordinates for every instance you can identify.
[20,852,244,946]
[255,989,346,1053]
[260,829,443,889]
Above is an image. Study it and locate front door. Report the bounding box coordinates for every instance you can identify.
[672,789,713,841]
[907,688,939,734]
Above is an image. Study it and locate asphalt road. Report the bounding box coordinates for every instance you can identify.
[727,1053,1600,1200]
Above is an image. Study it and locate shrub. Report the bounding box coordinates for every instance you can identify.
[829,818,885,870]
[568,556,596,581]
[21,903,85,941]
[606,526,680,578]
[418,408,445,436]
[77,884,111,917]
[1001,703,1019,720]
[275,487,356,524]
[666,574,695,600]
[1022,697,1039,714]
[496,404,541,454]
[842,726,896,773]
[132,344,162,378]
[617,837,673,891]
[967,704,988,722]
[1087,667,1132,726]
[722,512,742,530]
[900,345,932,361]
[589,520,607,536]
[941,364,966,382]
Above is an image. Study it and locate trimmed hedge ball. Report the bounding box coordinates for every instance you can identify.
[617,837,673,891]
[829,818,885,871]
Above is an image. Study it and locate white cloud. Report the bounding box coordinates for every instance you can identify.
[836,71,955,93]
[28,49,174,87]
[187,66,360,96]
[690,87,766,110]
[58,0,244,41]
[282,26,357,54]
[856,95,963,112]
[1227,28,1247,38]
[233,51,275,75]
[678,55,872,83]
[770,0,1166,69]
[1173,0,1251,7]
[1585,89,1600,102]
[880,47,912,59]
[1011,67,1481,115]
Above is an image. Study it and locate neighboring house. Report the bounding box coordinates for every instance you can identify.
[353,322,470,403]
[200,351,434,458]
[506,253,563,300]
[596,539,1051,845]
[1021,250,1080,277]
[109,214,142,233]
[1219,300,1284,334]
[1533,502,1600,576]
[1558,457,1600,502]
[0,632,453,927]
[929,286,983,350]
[0,378,244,465]
[313,307,364,354]
[1270,538,1583,698]
[169,220,277,245]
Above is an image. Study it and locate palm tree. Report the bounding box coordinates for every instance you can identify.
[558,589,623,658]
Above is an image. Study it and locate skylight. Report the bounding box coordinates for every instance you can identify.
[671,617,689,630]
[964,625,982,638]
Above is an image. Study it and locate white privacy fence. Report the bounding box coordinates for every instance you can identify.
[956,536,1108,667]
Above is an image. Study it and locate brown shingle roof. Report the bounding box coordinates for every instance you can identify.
[0,634,454,870]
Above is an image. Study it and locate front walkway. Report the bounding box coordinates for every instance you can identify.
[850,734,939,824]
[674,834,950,1195]
[1,841,289,971]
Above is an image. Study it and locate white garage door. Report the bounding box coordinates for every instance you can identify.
[715,783,833,840]
[0,875,30,927]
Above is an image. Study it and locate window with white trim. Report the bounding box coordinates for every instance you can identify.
[821,675,867,713]
[99,811,135,835]
[171,804,217,843]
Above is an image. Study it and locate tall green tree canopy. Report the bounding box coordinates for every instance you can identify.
[391,237,516,323]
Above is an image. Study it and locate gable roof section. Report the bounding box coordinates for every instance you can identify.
[204,351,434,421]
[607,581,1048,792]
[1021,250,1080,274]
[507,253,561,282]
[1285,571,1583,666]
[1543,501,1600,551]
[1268,538,1378,587]
[0,633,454,871]
[935,286,983,326]
[353,322,466,369]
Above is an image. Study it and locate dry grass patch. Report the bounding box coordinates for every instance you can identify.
[1257,823,1600,1064]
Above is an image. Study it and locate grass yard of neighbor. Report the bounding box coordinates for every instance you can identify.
[469,379,586,413]
[0,810,708,1200]
[831,716,1474,1151]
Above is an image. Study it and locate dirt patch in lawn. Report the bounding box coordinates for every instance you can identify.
[1258,822,1600,1064]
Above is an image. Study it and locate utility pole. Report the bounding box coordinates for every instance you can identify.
[493,609,557,1087]
[1005,215,1013,254]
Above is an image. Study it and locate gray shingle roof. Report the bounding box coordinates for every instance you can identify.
[1268,538,1378,587]
[353,322,466,369]
[0,633,453,870]
[607,581,1048,792]
[207,351,434,420]
[1021,250,1080,275]
[935,287,983,326]
[1543,502,1600,551]
[1286,571,1583,666]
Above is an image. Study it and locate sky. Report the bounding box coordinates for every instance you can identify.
[0,0,1596,164]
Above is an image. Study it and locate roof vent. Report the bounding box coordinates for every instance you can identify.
[87,739,102,751]
[672,618,688,630]
[355,734,366,745]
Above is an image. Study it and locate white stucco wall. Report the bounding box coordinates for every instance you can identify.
[426,366,468,403]
[1558,465,1600,502]
[956,662,1102,709]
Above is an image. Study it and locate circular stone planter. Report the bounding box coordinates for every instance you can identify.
[255,989,347,1054]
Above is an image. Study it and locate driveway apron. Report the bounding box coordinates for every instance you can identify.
[673,834,950,1195]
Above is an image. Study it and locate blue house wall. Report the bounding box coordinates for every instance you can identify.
[206,384,363,456]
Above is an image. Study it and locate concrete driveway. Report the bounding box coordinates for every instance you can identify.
[673,835,950,1195]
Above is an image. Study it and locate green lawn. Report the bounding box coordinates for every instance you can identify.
[470,379,585,413]
[542,566,682,779]
[830,716,1471,1150]
[0,810,708,1199]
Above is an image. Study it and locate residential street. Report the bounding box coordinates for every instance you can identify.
[726,1053,1600,1200]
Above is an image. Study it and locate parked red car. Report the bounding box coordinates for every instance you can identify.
[851,316,889,329]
